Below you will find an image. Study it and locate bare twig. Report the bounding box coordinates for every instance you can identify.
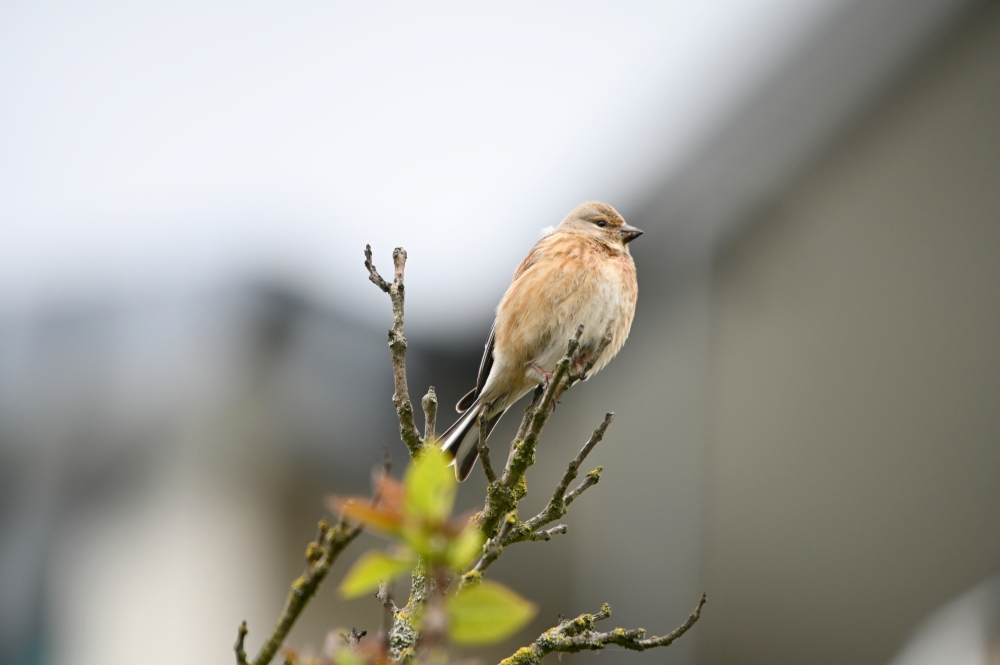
[564,470,601,508]
[381,446,393,476]
[513,388,544,443]
[501,412,613,546]
[244,518,363,665]
[365,245,422,457]
[376,582,398,648]
[239,449,390,665]
[551,413,613,506]
[422,387,438,441]
[364,246,392,293]
[478,411,497,483]
[235,621,249,665]
[365,244,438,661]
[499,595,707,664]
[526,524,568,541]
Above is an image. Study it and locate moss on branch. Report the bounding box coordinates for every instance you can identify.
[479,327,583,538]
[499,596,707,664]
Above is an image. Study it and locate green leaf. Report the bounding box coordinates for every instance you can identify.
[339,549,416,599]
[404,448,456,523]
[447,580,538,645]
[447,525,485,570]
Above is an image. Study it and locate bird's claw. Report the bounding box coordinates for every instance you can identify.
[571,353,589,376]
[530,363,554,388]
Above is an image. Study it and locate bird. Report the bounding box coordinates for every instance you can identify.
[439,201,642,480]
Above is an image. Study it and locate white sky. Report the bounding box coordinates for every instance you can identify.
[0,0,844,337]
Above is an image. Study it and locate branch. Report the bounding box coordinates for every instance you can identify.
[376,582,398,649]
[503,412,613,546]
[526,524,567,541]
[551,412,613,505]
[564,470,601,508]
[459,409,613,602]
[239,452,392,665]
[237,519,363,665]
[364,246,392,293]
[480,327,584,537]
[501,325,582,486]
[422,387,438,441]
[387,560,425,661]
[478,411,497,483]
[462,513,517,584]
[499,595,707,664]
[365,245,422,457]
[235,622,249,665]
[513,387,543,443]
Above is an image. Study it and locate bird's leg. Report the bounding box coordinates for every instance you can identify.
[576,336,612,381]
[530,364,559,412]
[528,362,554,388]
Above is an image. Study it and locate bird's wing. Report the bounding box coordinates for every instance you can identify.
[456,320,495,412]
[456,237,551,413]
[511,241,545,280]
[476,241,548,390]
[474,321,497,397]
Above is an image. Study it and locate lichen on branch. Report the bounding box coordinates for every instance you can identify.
[502,412,612,546]
[478,326,583,539]
[499,595,707,664]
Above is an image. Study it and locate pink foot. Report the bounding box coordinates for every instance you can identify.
[529,363,554,388]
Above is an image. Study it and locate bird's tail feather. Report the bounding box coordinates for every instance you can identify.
[440,399,506,481]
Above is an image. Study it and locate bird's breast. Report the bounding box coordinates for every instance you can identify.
[492,237,637,374]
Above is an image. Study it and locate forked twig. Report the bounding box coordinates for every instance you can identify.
[499,595,707,664]
[364,245,422,456]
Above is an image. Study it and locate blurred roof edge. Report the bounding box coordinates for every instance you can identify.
[632,0,984,273]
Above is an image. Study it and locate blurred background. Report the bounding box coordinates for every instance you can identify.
[1,1,998,664]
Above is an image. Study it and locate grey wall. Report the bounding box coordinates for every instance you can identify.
[702,3,1000,664]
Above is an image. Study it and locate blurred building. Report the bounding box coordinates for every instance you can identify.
[1,1,998,665]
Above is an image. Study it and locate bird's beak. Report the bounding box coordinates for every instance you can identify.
[620,225,644,244]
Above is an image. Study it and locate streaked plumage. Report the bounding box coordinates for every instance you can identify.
[440,201,642,480]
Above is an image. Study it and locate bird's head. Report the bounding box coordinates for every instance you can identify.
[558,201,643,250]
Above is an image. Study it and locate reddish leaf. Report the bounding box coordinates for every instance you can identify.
[326,496,402,535]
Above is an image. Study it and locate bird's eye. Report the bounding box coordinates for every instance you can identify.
[596,220,607,228]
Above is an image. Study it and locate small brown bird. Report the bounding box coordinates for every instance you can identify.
[440,201,642,480]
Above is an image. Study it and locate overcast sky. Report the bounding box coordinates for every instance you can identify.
[0,0,845,338]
